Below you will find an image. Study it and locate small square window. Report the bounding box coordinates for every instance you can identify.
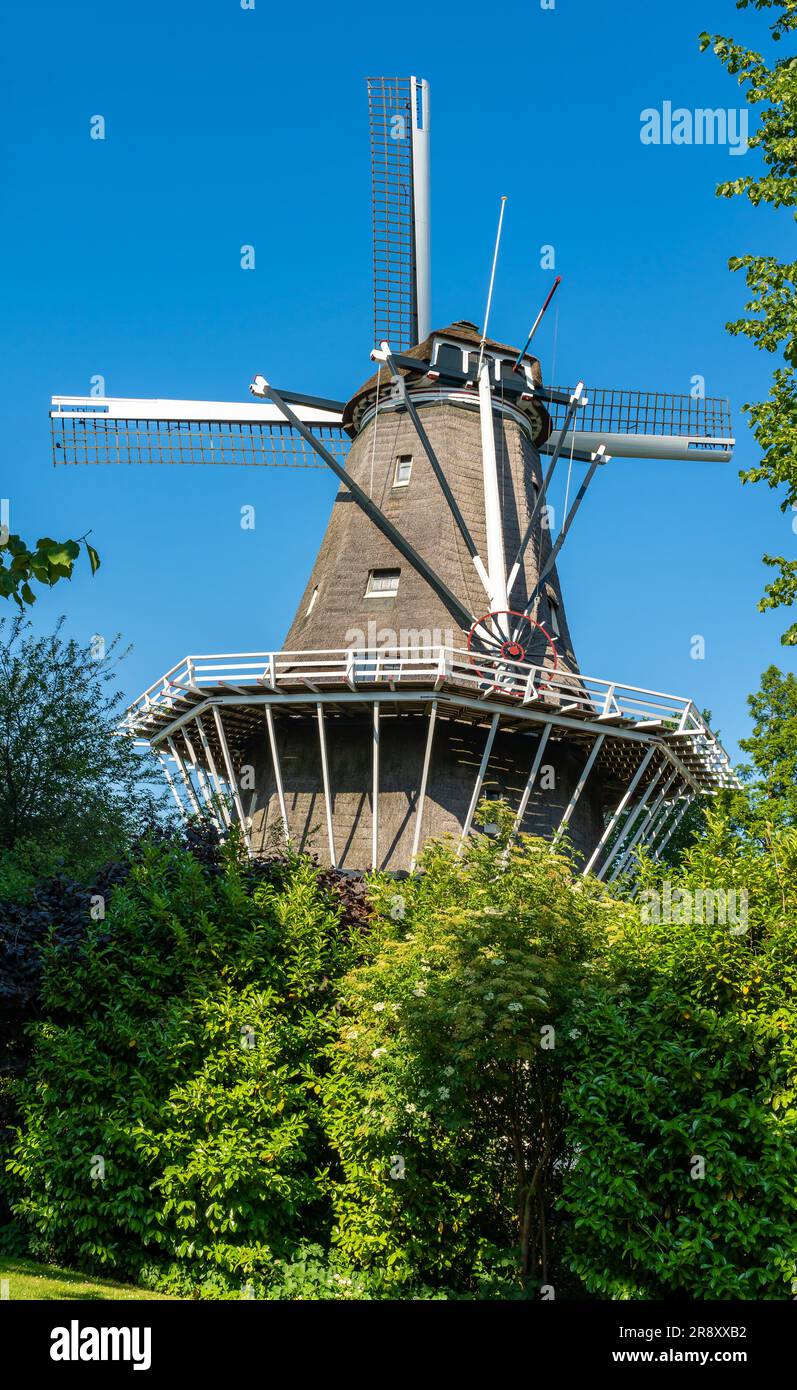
[365,568,400,598]
[393,455,413,487]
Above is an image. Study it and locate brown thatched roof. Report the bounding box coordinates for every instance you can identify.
[342,321,543,433]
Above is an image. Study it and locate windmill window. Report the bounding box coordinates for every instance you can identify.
[548,596,561,638]
[365,567,400,598]
[306,584,319,616]
[393,455,413,487]
[433,342,466,376]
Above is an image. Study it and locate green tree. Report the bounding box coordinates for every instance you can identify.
[0,616,163,888]
[740,664,797,819]
[714,664,797,837]
[323,806,603,1294]
[700,0,797,643]
[562,807,797,1299]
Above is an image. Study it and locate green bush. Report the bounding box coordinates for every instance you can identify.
[561,812,797,1299]
[322,805,604,1295]
[3,835,365,1287]
[6,797,795,1300]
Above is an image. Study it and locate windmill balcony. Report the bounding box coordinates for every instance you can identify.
[124,644,738,879]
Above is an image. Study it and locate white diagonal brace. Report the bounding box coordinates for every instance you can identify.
[552,734,606,848]
[508,722,553,847]
[581,745,657,877]
[518,444,608,630]
[607,762,669,883]
[212,705,253,854]
[181,726,219,827]
[459,712,501,852]
[193,713,232,828]
[264,706,289,840]
[634,769,681,851]
[647,789,694,859]
[642,781,687,854]
[629,797,679,877]
[410,701,438,871]
[166,736,202,818]
[651,793,696,861]
[507,382,585,596]
[157,751,188,822]
[599,756,668,881]
[316,702,337,868]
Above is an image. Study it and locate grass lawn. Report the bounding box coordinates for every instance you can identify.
[0,1256,173,1301]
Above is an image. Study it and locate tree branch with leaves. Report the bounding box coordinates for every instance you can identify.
[700,0,797,643]
[0,531,100,608]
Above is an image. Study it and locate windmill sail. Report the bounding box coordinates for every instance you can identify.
[367,76,430,352]
[542,387,734,463]
[50,396,348,468]
[50,381,733,468]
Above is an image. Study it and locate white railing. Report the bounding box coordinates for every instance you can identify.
[121,645,736,788]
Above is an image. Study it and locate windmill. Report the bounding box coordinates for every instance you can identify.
[49,75,737,880]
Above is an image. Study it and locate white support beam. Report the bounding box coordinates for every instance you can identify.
[193,714,232,829]
[264,706,289,840]
[634,769,680,851]
[599,757,667,881]
[166,736,202,818]
[372,703,380,870]
[581,745,657,877]
[607,763,669,883]
[628,792,681,877]
[212,706,253,855]
[316,703,337,868]
[459,713,501,852]
[180,726,219,827]
[157,751,188,822]
[507,723,553,848]
[552,734,606,848]
[410,701,438,871]
[647,788,693,860]
[651,793,695,861]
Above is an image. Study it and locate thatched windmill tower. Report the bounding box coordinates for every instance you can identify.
[50,76,737,879]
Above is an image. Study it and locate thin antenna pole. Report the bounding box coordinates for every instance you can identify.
[477,196,507,375]
[513,276,562,370]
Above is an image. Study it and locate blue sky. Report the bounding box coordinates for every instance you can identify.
[1,0,794,761]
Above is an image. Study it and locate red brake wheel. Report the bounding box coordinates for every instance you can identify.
[467,609,558,698]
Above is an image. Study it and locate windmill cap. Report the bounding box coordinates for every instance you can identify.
[342,321,545,435]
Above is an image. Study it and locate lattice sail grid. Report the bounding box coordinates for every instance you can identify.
[51,415,350,468]
[546,388,732,439]
[367,76,416,353]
